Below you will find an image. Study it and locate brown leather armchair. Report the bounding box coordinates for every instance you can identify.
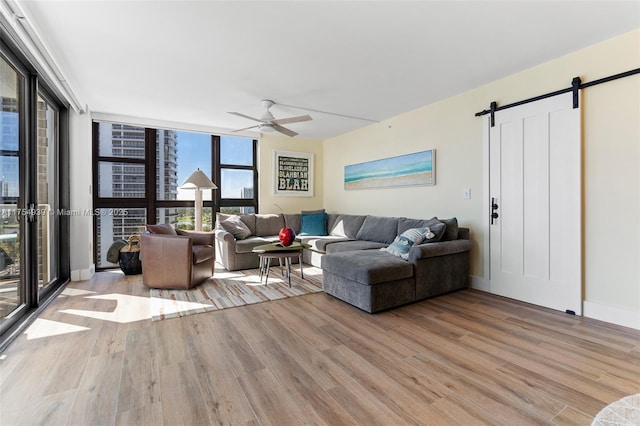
[140,224,215,289]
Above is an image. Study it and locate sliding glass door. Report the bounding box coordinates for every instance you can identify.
[0,54,22,324]
[36,93,59,292]
[0,47,67,340]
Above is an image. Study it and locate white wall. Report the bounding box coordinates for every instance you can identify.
[323,29,640,328]
[68,110,94,280]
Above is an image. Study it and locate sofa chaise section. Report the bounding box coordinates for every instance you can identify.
[322,225,472,313]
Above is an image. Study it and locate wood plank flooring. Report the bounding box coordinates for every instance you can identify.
[1,268,639,425]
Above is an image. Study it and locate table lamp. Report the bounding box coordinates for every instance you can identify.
[181,169,217,231]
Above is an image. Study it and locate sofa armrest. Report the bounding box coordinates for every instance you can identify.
[177,229,215,245]
[408,239,472,263]
[215,229,235,243]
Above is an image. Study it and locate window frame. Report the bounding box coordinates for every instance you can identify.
[92,123,258,269]
[213,135,259,214]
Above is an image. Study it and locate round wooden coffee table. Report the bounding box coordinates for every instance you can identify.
[252,242,309,287]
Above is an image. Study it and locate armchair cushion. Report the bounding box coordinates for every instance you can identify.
[147,223,177,235]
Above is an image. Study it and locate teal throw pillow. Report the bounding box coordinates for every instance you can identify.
[382,227,433,260]
[299,212,327,236]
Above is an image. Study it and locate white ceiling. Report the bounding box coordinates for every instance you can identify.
[20,0,640,140]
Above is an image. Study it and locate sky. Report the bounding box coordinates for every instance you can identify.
[175,131,253,200]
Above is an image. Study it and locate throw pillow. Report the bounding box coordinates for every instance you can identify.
[437,217,459,241]
[301,209,325,215]
[423,221,447,243]
[146,223,177,235]
[382,227,429,260]
[220,215,252,240]
[299,212,328,236]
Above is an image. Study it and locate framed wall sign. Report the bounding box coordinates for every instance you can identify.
[273,150,314,197]
[344,149,435,190]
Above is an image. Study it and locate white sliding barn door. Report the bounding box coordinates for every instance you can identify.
[488,93,582,315]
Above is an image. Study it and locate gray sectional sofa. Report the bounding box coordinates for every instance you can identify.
[215,212,472,313]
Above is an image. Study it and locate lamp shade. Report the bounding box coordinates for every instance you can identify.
[181,169,217,189]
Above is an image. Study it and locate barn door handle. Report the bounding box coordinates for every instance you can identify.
[491,197,499,224]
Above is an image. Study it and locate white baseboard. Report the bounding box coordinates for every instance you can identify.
[71,264,95,281]
[470,275,490,292]
[583,300,640,331]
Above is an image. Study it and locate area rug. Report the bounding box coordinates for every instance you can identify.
[592,393,640,425]
[149,266,323,321]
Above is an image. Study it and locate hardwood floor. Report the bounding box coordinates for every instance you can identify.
[1,268,639,425]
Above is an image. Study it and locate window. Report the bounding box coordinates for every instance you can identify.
[93,123,257,268]
[215,136,258,215]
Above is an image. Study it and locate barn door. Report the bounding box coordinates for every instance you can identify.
[488,92,582,315]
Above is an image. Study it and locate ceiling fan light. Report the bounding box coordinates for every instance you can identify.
[261,111,275,121]
[260,124,275,132]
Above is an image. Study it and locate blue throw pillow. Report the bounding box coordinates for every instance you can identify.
[299,212,328,236]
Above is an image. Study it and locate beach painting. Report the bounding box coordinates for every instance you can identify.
[344,149,435,190]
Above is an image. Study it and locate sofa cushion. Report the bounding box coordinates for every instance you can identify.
[398,217,447,241]
[300,212,328,236]
[235,236,279,254]
[255,214,284,236]
[355,216,399,244]
[147,223,177,235]
[283,214,301,234]
[325,240,388,253]
[329,214,367,238]
[437,217,459,241]
[298,235,351,253]
[322,250,413,286]
[219,215,252,240]
[382,227,430,260]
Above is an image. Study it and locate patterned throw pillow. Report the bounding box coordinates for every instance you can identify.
[382,227,433,260]
[220,215,252,240]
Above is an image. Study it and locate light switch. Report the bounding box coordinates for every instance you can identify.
[463,188,471,199]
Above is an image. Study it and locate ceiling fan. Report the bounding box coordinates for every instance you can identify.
[228,100,312,137]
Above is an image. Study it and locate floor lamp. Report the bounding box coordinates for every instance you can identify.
[181,169,217,231]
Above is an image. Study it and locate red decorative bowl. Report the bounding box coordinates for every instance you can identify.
[278,227,296,247]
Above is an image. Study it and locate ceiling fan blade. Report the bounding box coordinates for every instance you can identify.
[228,112,263,122]
[272,114,312,125]
[232,124,260,132]
[273,123,298,137]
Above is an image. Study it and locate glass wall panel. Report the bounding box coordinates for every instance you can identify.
[96,208,146,268]
[220,206,255,215]
[220,169,253,199]
[220,136,253,166]
[93,123,257,269]
[98,162,145,198]
[158,129,211,201]
[0,55,21,323]
[36,94,59,289]
[157,207,213,231]
[98,123,146,158]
